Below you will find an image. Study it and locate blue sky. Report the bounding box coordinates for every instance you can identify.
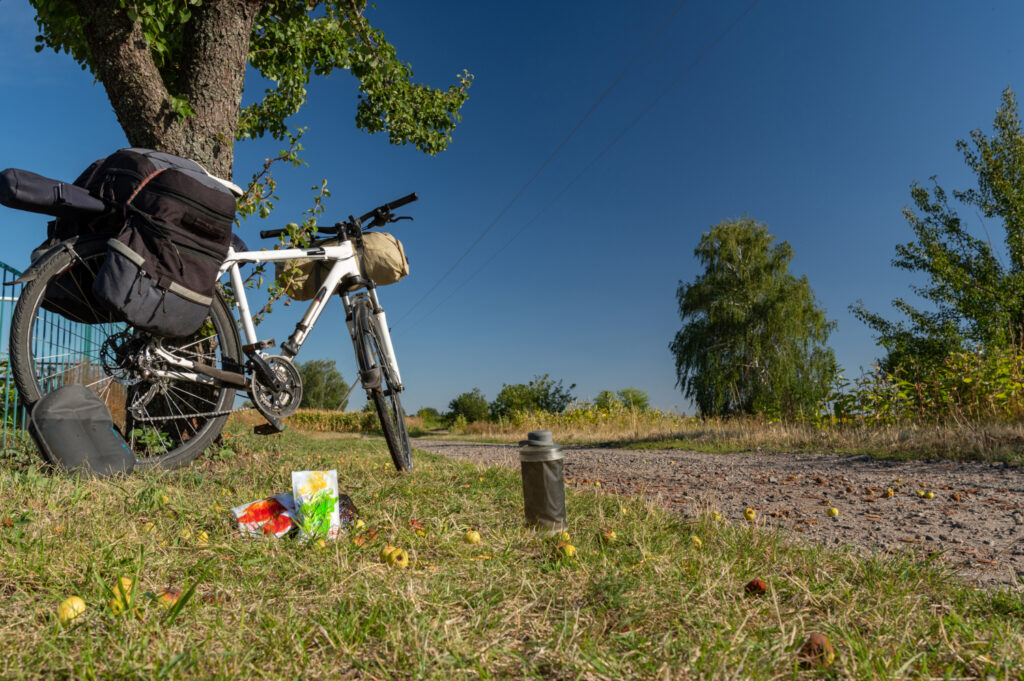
[1,0,1022,413]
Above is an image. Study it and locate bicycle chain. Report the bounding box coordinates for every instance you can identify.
[130,405,253,423]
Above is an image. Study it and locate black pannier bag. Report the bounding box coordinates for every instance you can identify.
[28,385,136,477]
[89,149,238,338]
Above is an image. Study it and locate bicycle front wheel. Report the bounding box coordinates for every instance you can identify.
[9,236,242,469]
[353,298,412,472]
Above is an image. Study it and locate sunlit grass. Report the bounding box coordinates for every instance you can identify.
[0,423,1021,679]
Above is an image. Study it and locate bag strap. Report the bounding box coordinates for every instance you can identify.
[126,168,166,206]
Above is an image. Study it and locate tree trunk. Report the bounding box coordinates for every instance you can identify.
[71,0,263,179]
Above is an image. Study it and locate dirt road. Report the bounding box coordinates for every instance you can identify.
[413,440,1024,589]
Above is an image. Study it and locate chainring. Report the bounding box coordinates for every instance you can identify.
[250,355,303,420]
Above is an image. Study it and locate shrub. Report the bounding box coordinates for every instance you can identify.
[416,407,442,427]
[595,388,650,412]
[447,388,489,423]
[829,345,1024,425]
[489,374,576,419]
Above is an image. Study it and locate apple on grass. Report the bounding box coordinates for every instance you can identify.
[156,587,182,609]
[58,596,86,625]
[556,542,577,558]
[799,633,836,667]
[108,577,133,615]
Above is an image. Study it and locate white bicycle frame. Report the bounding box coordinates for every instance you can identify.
[201,239,402,388]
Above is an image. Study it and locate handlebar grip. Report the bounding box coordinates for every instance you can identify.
[385,192,418,211]
[260,228,286,239]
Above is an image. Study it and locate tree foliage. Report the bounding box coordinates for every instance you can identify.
[851,88,1024,372]
[297,359,349,410]
[415,407,441,426]
[594,388,650,411]
[670,218,837,419]
[489,375,576,419]
[446,388,488,424]
[29,0,472,177]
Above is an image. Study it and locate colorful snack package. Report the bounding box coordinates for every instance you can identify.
[292,470,341,540]
[232,493,297,538]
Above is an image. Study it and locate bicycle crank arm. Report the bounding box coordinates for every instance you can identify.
[151,347,249,388]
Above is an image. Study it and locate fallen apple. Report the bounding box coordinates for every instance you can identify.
[386,548,409,569]
[464,530,482,544]
[798,632,836,667]
[556,542,577,558]
[744,507,756,522]
[58,596,86,625]
[690,535,702,548]
[196,530,209,545]
[827,507,839,518]
[744,579,768,595]
[556,530,571,543]
[315,539,327,550]
[884,488,895,498]
[156,587,182,609]
[108,577,133,614]
[711,511,723,522]
[353,519,366,531]
[925,491,935,499]
[601,530,617,544]
[380,545,398,562]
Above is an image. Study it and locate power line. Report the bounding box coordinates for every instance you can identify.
[397,0,763,337]
[392,0,690,326]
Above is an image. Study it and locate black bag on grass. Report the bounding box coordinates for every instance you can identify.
[28,385,135,477]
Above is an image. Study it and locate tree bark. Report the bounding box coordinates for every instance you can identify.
[178,0,263,178]
[71,0,264,179]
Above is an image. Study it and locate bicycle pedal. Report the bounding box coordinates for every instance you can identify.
[253,418,285,435]
[243,339,275,354]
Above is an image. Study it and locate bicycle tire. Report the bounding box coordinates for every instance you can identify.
[9,236,242,470]
[353,298,412,472]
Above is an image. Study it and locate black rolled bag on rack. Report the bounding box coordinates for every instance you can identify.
[88,149,238,338]
[0,168,107,218]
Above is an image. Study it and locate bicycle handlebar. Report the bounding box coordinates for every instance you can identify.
[259,192,418,240]
[360,192,418,222]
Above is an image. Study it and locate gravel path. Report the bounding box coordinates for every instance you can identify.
[413,440,1024,589]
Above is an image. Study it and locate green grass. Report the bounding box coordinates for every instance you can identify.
[1,423,1022,679]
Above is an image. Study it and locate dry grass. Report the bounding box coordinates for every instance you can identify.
[274,406,1024,461]
[423,414,1024,462]
[0,424,1022,679]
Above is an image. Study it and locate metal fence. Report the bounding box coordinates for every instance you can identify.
[1,260,108,450]
[1,261,26,449]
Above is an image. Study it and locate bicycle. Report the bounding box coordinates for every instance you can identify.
[8,193,418,471]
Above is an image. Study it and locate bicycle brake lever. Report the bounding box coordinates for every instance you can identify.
[390,216,413,223]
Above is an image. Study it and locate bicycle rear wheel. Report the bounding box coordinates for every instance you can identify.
[352,298,412,471]
[9,237,242,469]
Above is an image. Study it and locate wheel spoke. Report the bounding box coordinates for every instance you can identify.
[11,241,239,469]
